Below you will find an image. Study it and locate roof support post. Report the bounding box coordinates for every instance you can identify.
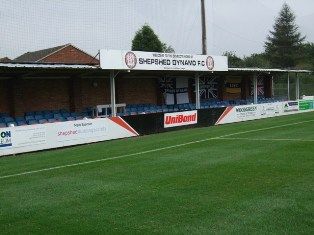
[271,75,274,98]
[253,73,258,104]
[110,70,117,117]
[195,73,200,109]
[295,73,300,100]
[287,72,290,100]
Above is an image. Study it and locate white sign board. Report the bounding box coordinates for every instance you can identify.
[100,50,228,72]
[215,101,313,125]
[0,117,138,156]
[215,103,282,125]
[164,110,198,128]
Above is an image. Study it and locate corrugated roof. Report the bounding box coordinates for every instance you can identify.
[228,67,311,73]
[14,44,69,63]
[0,63,311,73]
[0,62,98,69]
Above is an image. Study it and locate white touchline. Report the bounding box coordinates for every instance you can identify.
[218,137,314,142]
[1,119,314,180]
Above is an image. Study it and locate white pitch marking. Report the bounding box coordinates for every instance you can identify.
[1,119,314,180]
[218,137,314,142]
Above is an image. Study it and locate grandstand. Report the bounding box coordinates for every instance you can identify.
[0,50,312,156]
[0,62,309,128]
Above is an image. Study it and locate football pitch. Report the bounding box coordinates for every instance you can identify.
[0,112,314,234]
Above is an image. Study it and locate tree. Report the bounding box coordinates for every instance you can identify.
[162,43,175,53]
[297,42,314,70]
[243,53,270,68]
[131,24,174,53]
[222,51,244,68]
[264,3,305,68]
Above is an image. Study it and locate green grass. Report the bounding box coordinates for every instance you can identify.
[1,112,314,234]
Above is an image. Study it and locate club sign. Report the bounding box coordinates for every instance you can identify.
[100,50,228,72]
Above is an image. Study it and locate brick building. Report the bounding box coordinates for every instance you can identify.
[14,44,99,65]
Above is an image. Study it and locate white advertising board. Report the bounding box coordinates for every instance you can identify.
[283,101,299,113]
[215,101,313,125]
[100,50,228,72]
[164,110,198,128]
[0,117,138,156]
[216,103,283,125]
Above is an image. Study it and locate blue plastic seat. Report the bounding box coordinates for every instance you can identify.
[27,120,38,125]
[189,103,196,110]
[66,117,75,121]
[62,113,70,118]
[35,114,44,121]
[38,119,48,124]
[17,120,27,126]
[44,113,54,119]
[53,113,62,119]
[48,118,56,123]
[15,117,25,122]
[56,117,66,122]
[25,115,35,121]
[4,117,14,123]
[156,106,163,113]
[0,113,9,118]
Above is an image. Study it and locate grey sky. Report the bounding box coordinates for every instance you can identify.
[1,0,313,59]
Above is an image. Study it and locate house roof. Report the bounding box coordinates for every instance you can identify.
[14,44,69,63]
[0,57,12,62]
[0,62,98,70]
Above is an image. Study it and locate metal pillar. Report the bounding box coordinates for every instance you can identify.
[287,73,290,100]
[295,73,300,100]
[253,74,258,104]
[271,75,274,97]
[195,73,200,109]
[201,0,207,55]
[110,70,116,117]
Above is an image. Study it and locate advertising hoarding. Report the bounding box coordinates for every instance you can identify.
[0,117,138,156]
[164,111,198,128]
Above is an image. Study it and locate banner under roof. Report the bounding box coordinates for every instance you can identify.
[100,50,228,72]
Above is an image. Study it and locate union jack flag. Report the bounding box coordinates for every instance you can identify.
[159,77,175,93]
[250,76,264,96]
[194,77,218,99]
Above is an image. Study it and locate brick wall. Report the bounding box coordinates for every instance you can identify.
[11,79,70,116]
[80,78,111,109]
[116,77,158,104]
[40,45,99,65]
[4,77,112,117]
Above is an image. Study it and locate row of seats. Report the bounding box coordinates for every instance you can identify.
[0,97,288,128]
[122,97,287,116]
[0,108,92,128]
[123,101,233,116]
